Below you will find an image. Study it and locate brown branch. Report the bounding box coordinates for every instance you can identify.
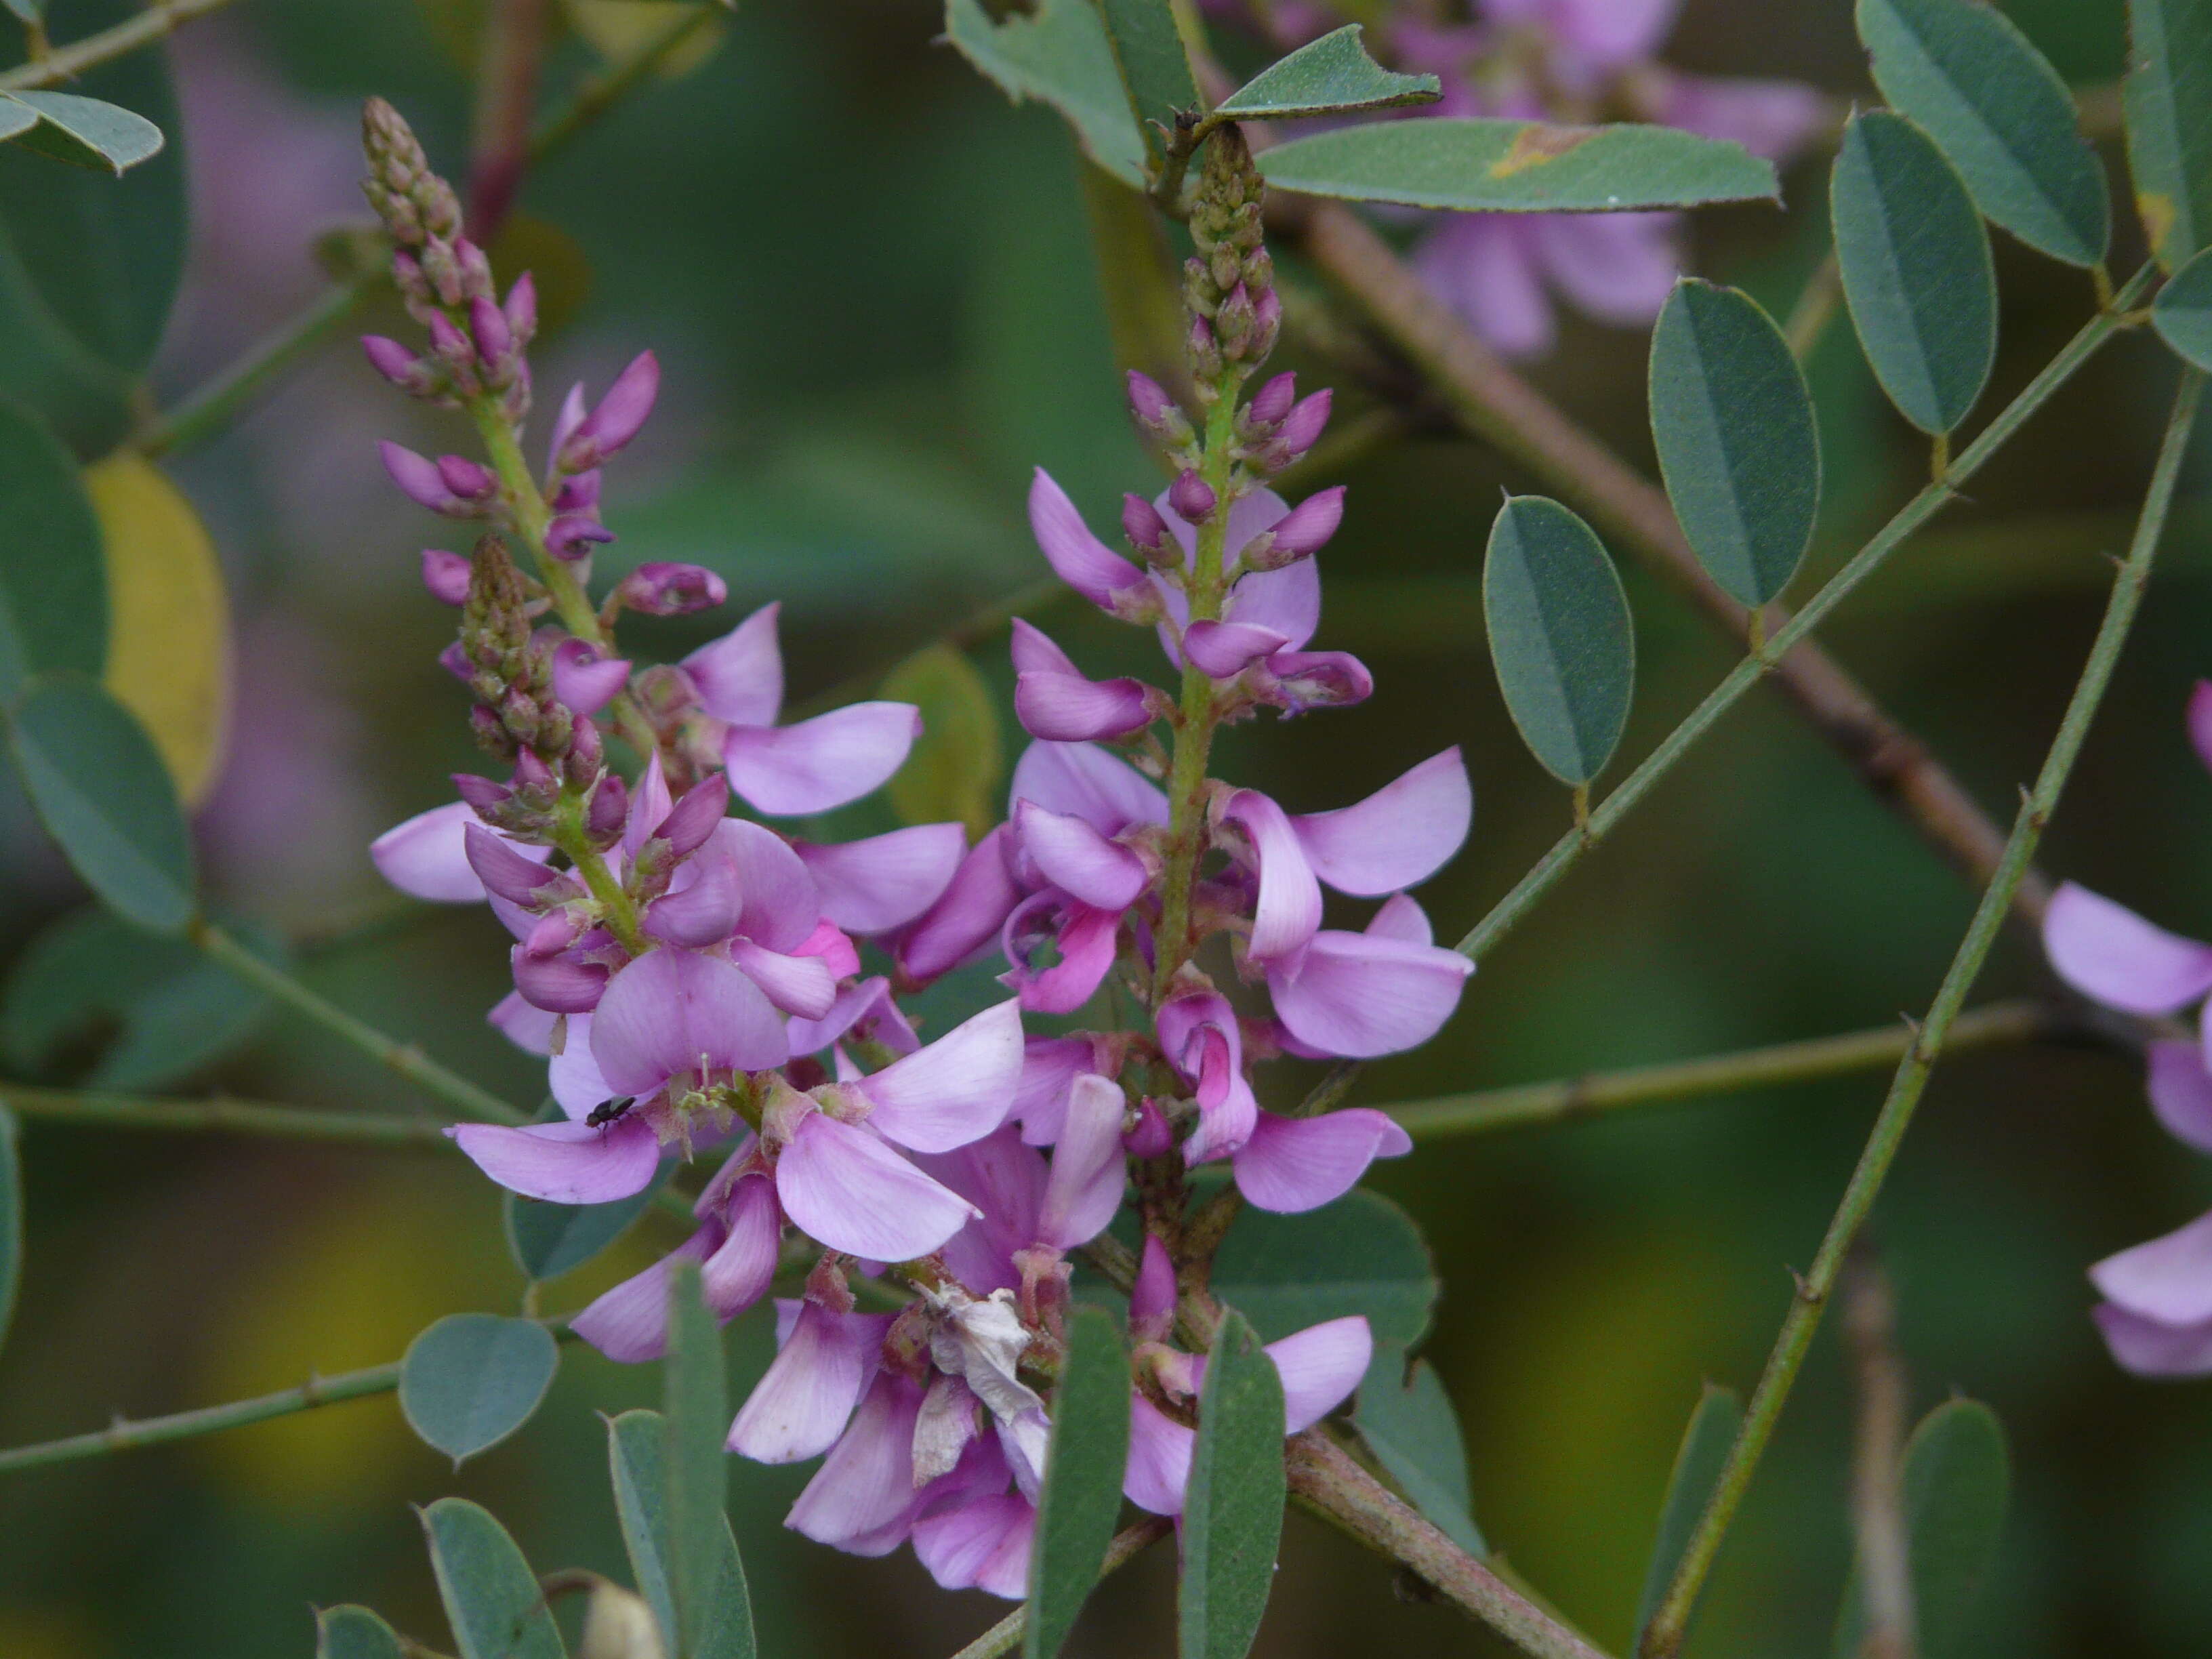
[1841,1246,1917,1659]
[467,0,549,242]
[1275,197,2046,922]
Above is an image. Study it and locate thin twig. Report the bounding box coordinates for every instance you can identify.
[0,0,237,91]
[1641,367,2206,1658]
[1841,1246,1916,1659]
[1381,1000,2055,1142]
[0,1085,453,1147]
[945,1517,1172,1659]
[527,5,720,164]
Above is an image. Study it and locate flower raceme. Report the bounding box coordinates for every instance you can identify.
[354,100,1477,1606]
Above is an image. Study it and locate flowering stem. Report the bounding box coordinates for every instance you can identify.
[1151,390,1242,1000]
[0,1085,455,1147]
[0,1322,577,1477]
[1456,264,2157,971]
[1284,1431,1615,1659]
[0,0,237,90]
[1641,366,2205,1659]
[188,917,529,1127]
[1380,999,2055,1142]
[132,271,387,459]
[943,1517,1172,1659]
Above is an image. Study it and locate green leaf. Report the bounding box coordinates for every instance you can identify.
[665,1258,737,1659]
[0,100,34,144]
[882,642,1004,841]
[1094,0,1197,169]
[0,1106,19,1360]
[1026,1303,1132,1659]
[1648,281,1820,608]
[1209,1186,1437,1350]
[0,399,106,704]
[2152,244,2212,370]
[420,1498,568,1659]
[1833,1398,2010,1659]
[398,1313,560,1466]
[946,0,1147,186]
[314,1605,407,1659]
[2123,0,2212,271]
[1,93,165,174]
[1831,109,1997,434]
[5,674,194,934]
[1483,496,1635,786]
[1256,119,1778,212]
[1217,24,1440,121]
[503,1163,672,1283]
[1,906,276,1090]
[609,1410,756,1659]
[1352,1348,1481,1549]
[1632,1384,1743,1649]
[0,0,187,452]
[1179,1310,1285,1659]
[1353,1348,1485,1558]
[1857,0,2110,267]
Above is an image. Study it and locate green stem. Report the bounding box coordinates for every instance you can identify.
[0,1085,453,1147]
[133,273,385,459]
[1382,1000,2054,1142]
[945,1517,1172,1659]
[1457,264,2157,969]
[1641,366,2205,1659]
[189,918,527,1127]
[0,1322,577,1476]
[0,0,237,90]
[1151,389,1242,1000]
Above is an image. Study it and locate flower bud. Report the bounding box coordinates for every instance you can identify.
[1249,287,1282,361]
[616,561,728,617]
[502,272,537,346]
[551,639,633,717]
[656,774,730,859]
[453,772,514,815]
[1167,470,1216,525]
[362,334,426,388]
[552,469,601,514]
[437,454,497,501]
[545,512,615,561]
[452,235,494,303]
[1263,486,1345,562]
[380,441,485,518]
[556,350,660,473]
[512,746,557,796]
[1121,491,1172,556]
[565,716,602,785]
[587,772,630,842]
[1246,371,1296,428]
[469,702,514,755]
[437,639,473,680]
[501,687,543,747]
[470,294,512,366]
[421,548,472,605]
[1187,315,1221,380]
[1124,1098,1173,1158]
[1128,371,1176,432]
[1277,388,1332,457]
[1214,283,1256,354]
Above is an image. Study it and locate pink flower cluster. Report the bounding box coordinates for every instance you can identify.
[2043,685,2212,1376]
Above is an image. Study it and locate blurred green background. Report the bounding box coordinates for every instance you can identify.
[3,0,2211,1654]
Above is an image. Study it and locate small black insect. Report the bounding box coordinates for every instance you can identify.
[586,1095,636,1128]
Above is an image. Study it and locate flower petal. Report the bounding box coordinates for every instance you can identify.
[724,701,923,817]
[855,999,1025,1153]
[1655,71,1830,161]
[1288,749,1472,896]
[592,949,790,1093]
[2152,1038,2212,1153]
[1014,800,1150,911]
[786,1372,927,1552]
[1265,1315,1373,1433]
[2043,882,2212,1014]
[2190,681,2212,777]
[1233,1109,1411,1214]
[1015,670,1154,743]
[1131,1234,1176,1340]
[642,848,744,947]
[1225,790,1324,964]
[549,1014,615,1120]
[729,1300,892,1462]
[787,977,920,1059]
[1182,620,1292,679]
[1416,215,1555,360]
[1533,211,1681,326]
[1364,893,1435,945]
[489,990,560,1055]
[2092,1302,2212,1376]
[372,801,547,903]
[702,1172,784,1319]
[1029,468,1147,610]
[1123,1395,1196,1516]
[1012,1037,1099,1146]
[796,823,966,934]
[682,600,784,727]
[1001,894,1120,1015]
[1267,929,1473,1059]
[777,1114,983,1259]
[912,1494,1035,1599]
[569,1225,720,1362]
[714,819,821,953]
[449,1115,661,1204]
[1038,1072,1128,1249]
[1223,560,1321,653]
[730,938,839,1019]
[1008,740,1169,835]
[2089,1208,2212,1326]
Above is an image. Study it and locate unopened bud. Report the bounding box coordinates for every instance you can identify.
[1122,492,1172,556]
[437,454,497,501]
[469,703,514,756]
[556,350,660,473]
[1246,371,1296,428]
[502,273,538,346]
[1263,486,1344,562]
[616,561,728,617]
[1187,314,1221,380]
[453,772,514,815]
[1277,388,1331,457]
[587,772,630,842]
[422,548,472,605]
[546,513,615,561]
[470,294,512,366]
[512,746,557,797]
[1167,471,1216,525]
[565,716,603,784]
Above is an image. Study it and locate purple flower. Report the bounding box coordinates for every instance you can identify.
[1009,619,1156,743]
[554,350,660,473]
[369,800,551,903]
[794,823,967,936]
[682,602,923,817]
[1029,469,1155,619]
[379,441,497,517]
[617,561,728,617]
[1266,892,1475,1059]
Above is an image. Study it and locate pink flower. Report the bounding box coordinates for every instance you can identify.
[682,602,923,817]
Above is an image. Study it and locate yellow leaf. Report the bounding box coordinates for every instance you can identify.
[83,452,230,806]
[560,0,726,77]
[881,644,1003,841]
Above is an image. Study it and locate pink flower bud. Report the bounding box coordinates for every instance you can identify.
[427,309,472,365]
[526,910,582,956]
[552,470,601,514]
[437,454,497,501]
[1167,471,1216,524]
[550,638,633,716]
[1124,1097,1173,1158]
[421,548,472,605]
[502,272,537,344]
[380,441,478,516]
[545,513,614,561]
[362,335,423,386]
[557,350,659,472]
[1121,491,1171,554]
[512,747,556,794]
[617,561,727,617]
[1247,371,1296,428]
[566,716,602,781]
[1128,371,1176,430]
[587,772,629,840]
[437,639,473,680]
[466,823,560,906]
[655,774,730,859]
[550,382,589,473]
[1278,388,1332,457]
[452,235,493,299]
[453,773,514,814]
[470,294,512,365]
[1267,486,1345,560]
[1252,287,1282,339]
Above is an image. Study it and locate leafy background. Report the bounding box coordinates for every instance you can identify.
[2,0,2210,1654]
